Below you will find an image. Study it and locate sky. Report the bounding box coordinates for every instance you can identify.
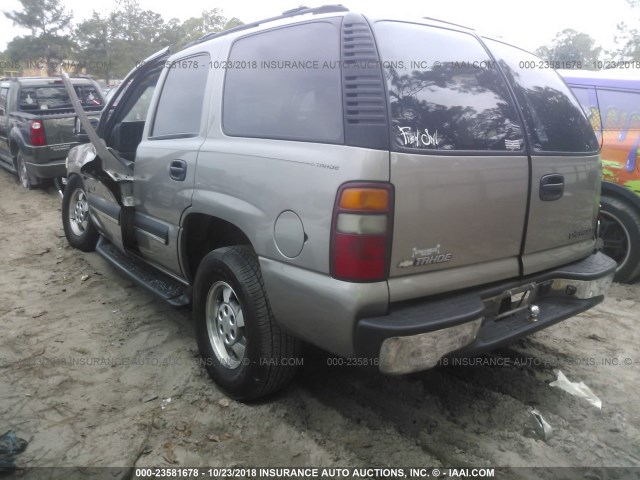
[0,0,635,54]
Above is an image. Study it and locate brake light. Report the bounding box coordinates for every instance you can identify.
[30,120,46,146]
[331,183,394,282]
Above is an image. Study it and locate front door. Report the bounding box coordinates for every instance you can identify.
[61,48,171,253]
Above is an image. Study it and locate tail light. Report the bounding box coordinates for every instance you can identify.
[331,182,394,282]
[30,120,47,146]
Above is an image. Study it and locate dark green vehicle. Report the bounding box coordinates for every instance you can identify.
[0,76,104,189]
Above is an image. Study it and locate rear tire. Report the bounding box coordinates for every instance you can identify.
[16,152,37,190]
[194,246,301,401]
[599,194,640,283]
[62,175,99,252]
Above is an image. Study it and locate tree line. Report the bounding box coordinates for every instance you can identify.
[524,0,639,67]
[1,0,242,82]
[2,0,639,82]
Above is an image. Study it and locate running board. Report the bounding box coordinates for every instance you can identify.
[96,236,190,307]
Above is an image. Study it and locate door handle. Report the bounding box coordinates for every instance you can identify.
[169,159,187,181]
[539,174,564,201]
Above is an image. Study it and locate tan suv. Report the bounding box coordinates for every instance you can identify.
[61,6,615,400]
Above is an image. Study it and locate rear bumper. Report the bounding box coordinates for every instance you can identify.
[25,159,67,178]
[355,252,616,374]
[23,144,72,179]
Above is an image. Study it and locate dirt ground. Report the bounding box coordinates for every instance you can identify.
[0,169,639,480]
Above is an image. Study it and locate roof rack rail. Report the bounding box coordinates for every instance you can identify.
[422,17,474,31]
[191,4,349,47]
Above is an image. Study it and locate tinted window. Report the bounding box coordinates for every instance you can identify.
[375,22,524,152]
[152,54,209,138]
[223,22,343,143]
[18,85,103,111]
[571,87,592,115]
[569,86,602,135]
[485,39,599,153]
[124,85,157,122]
[74,85,104,108]
[19,87,69,110]
[110,71,160,125]
[596,88,640,131]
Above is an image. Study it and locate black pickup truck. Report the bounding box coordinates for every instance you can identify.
[0,77,104,189]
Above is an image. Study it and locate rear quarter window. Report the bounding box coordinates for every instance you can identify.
[222,21,343,144]
[569,86,602,136]
[484,39,599,154]
[374,21,525,153]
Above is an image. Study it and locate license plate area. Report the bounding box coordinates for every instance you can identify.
[486,283,540,321]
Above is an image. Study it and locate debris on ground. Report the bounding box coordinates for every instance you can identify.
[525,409,554,441]
[550,370,603,409]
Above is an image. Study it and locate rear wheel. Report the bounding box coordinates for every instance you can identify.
[62,175,99,252]
[599,194,640,283]
[16,153,36,190]
[194,246,301,400]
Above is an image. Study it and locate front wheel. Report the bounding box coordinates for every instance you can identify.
[599,194,640,283]
[62,175,99,252]
[194,246,301,400]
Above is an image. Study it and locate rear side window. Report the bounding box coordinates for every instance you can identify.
[596,88,640,132]
[223,22,343,143]
[485,39,599,153]
[74,85,104,108]
[152,54,209,138]
[374,22,524,153]
[570,86,602,136]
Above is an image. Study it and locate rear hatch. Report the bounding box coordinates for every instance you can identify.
[483,39,601,275]
[371,21,600,301]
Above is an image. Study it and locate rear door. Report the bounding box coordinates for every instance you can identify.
[373,21,529,300]
[485,39,601,274]
[132,53,210,277]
